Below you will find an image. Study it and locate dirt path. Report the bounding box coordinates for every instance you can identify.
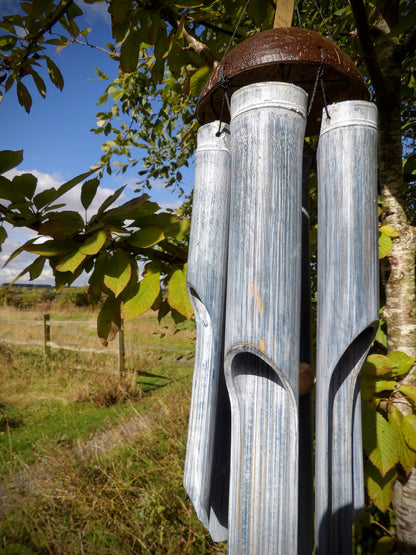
[0,413,154,520]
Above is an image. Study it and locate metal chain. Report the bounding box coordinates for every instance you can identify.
[307,46,330,120]
[216,0,250,136]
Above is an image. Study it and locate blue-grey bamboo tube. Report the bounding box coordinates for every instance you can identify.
[315,101,378,555]
[183,121,231,542]
[224,82,307,554]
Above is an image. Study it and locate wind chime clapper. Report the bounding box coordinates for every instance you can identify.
[184,26,378,553]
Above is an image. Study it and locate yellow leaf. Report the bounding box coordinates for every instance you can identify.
[389,407,416,474]
[167,264,193,319]
[365,462,397,513]
[379,225,400,238]
[122,274,160,320]
[379,232,393,259]
[55,250,86,273]
[104,251,132,297]
[79,230,107,255]
[362,407,399,476]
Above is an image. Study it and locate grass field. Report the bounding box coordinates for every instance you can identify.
[0,301,226,554]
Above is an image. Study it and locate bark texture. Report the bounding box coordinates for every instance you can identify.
[350,1,416,550]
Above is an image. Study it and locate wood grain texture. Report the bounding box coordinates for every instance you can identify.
[315,101,379,554]
[183,121,231,542]
[225,82,307,554]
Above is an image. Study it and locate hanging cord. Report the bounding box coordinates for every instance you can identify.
[216,0,250,136]
[312,0,334,42]
[307,46,330,120]
[294,0,302,28]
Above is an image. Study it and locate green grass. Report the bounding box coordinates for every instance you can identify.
[0,306,227,553]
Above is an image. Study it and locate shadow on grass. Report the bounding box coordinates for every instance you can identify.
[136,370,173,393]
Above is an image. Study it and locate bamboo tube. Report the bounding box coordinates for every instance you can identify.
[225,82,307,554]
[183,121,231,542]
[315,100,379,554]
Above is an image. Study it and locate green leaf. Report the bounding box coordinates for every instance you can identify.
[398,385,416,404]
[362,354,395,377]
[375,536,395,555]
[33,188,59,209]
[386,351,415,376]
[151,57,165,84]
[0,150,23,174]
[0,34,17,49]
[379,232,393,259]
[135,213,189,239]
[0,176,22,202]
[55,250,87,273]
[174,0,204,6]
[46,57,64,90]
[17,81,32,113]
[28,256,46,280]
[81,177,100,210]
[0,226,7,250]
[362,405,399,476]
[56,169,97,198]
[23,239,76,256]
[38,211,84,238]
[31,70,47,98]
[247,0,269,26]
[109,0,131,24]
[167,265,193,319]
[97,294,121,346]
[154,25,170,61]
[122,273,161,320]
[120,28,140,73]
[379,225,399,238]
[104,251,132,297]
[190,66,211,97]
[374,380,396,394]
[12,173,37,200]
[96,185,126,215]
[402,415,416,451]
[365,462,397,513]
[388,7,416,36]
[389,407,416,474]
[128,226,164,248]
[79,230,107,255]
[375,322,387,348]
[88,253,107,299]
[100,193,150,221]
[143,261,162,277]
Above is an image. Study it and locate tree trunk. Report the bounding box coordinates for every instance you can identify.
[376,31,416,555]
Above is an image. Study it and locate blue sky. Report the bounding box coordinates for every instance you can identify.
[0,1,193,285]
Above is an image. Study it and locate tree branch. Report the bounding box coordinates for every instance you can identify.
[349,0,386,93]
[181,25,219,70]
[158,5,219,69]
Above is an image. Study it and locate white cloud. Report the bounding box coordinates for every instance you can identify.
[5,168,128,215]
[78,0,111,25]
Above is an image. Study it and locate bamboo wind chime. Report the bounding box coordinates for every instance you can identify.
[183,13,379,555]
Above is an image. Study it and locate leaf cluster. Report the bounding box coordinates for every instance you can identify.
[360,343,416,513]
[0,0,91,112]
[0,150,192,344]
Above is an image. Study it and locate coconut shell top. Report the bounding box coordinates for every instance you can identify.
[196,27,369,135]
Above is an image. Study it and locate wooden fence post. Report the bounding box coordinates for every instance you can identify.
[43,313,50,363]
[119,318,126,377]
